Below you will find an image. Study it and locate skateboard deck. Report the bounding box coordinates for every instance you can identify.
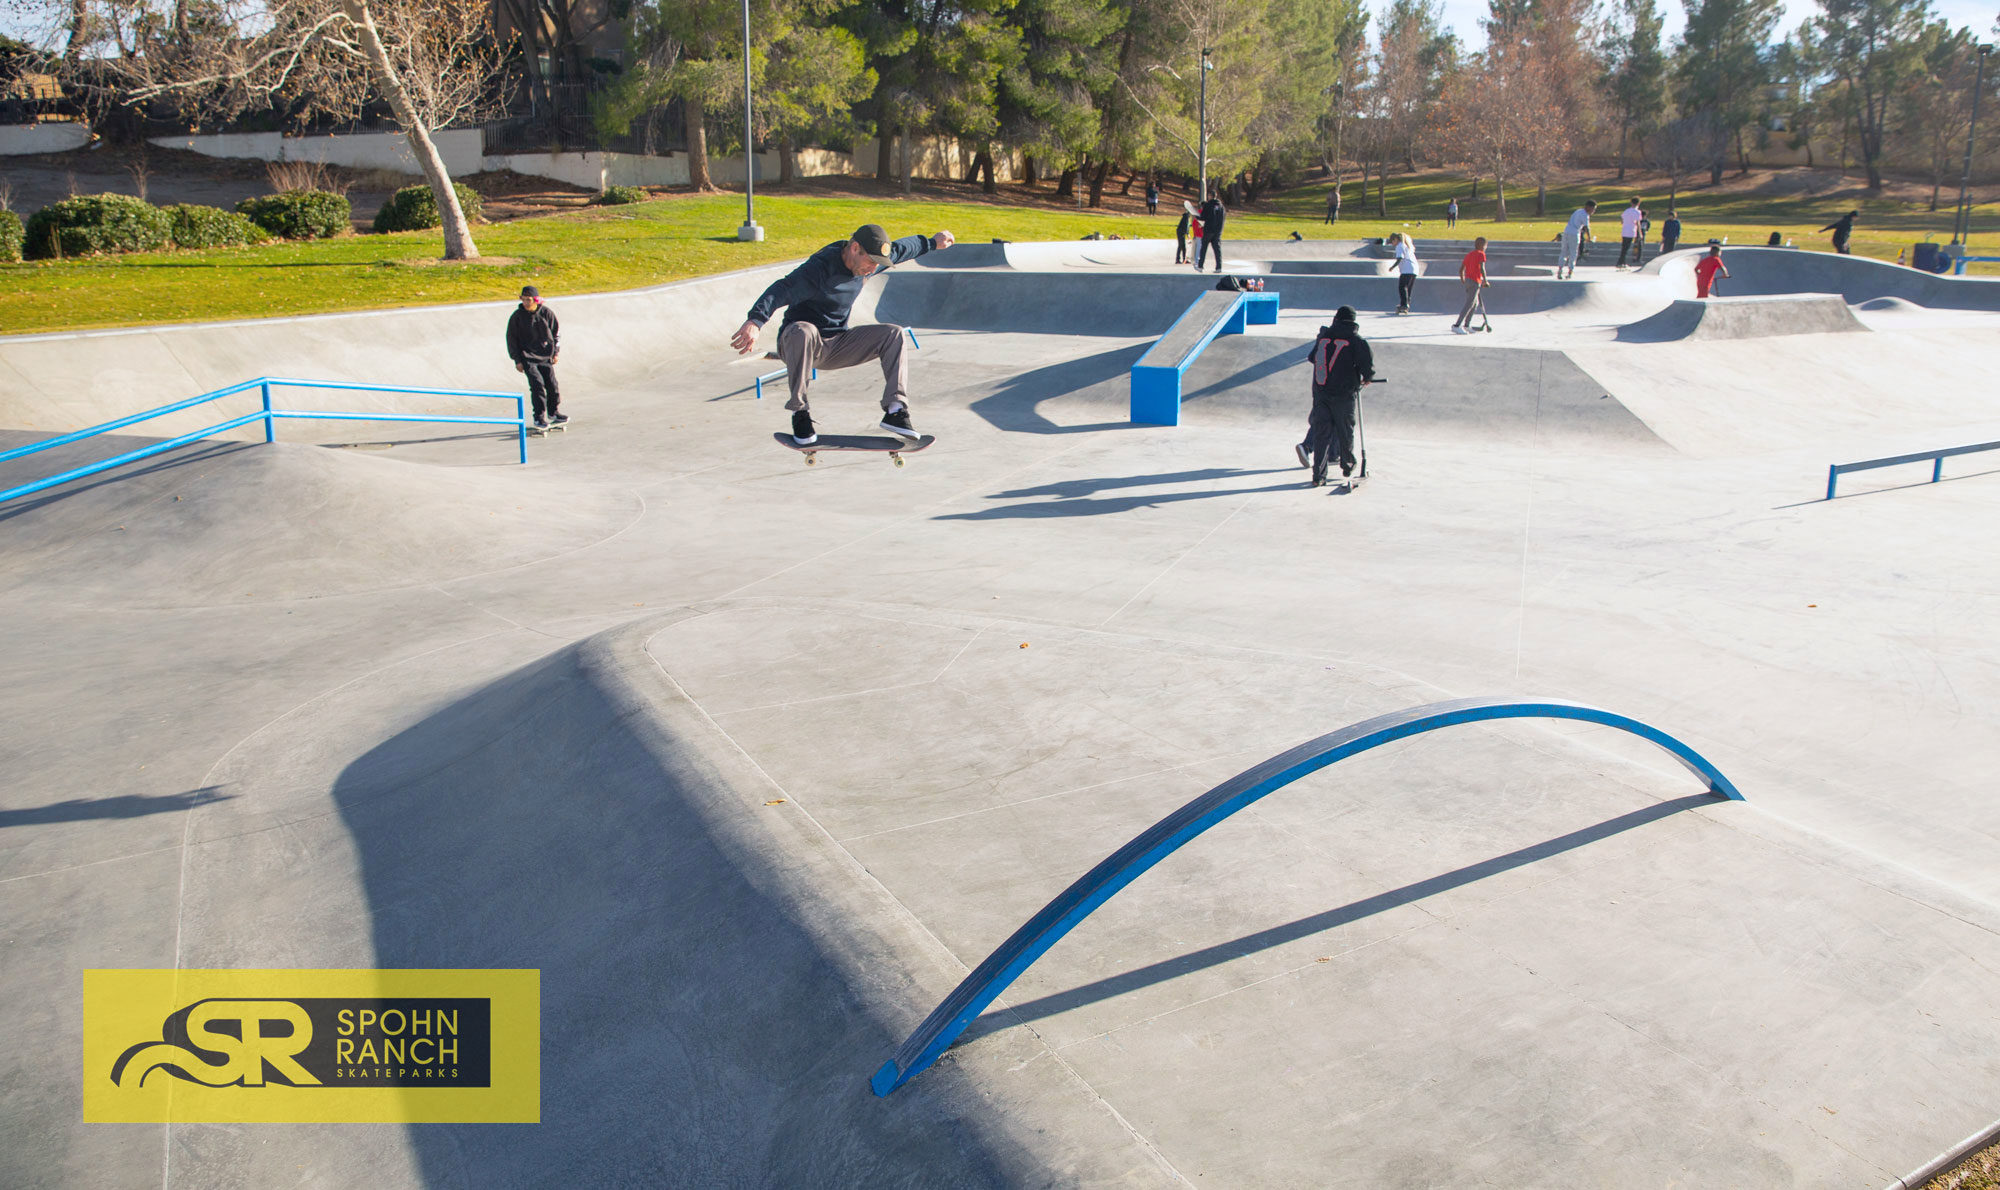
[774,432,935,467]
[529,420,570,436]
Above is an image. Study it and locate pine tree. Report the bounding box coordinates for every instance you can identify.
[1601,0,1667,180]
[1675,0,1782,184]
[1814,0,1935,190]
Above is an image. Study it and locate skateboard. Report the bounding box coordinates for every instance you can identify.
[529,419,570,436]
[774,432,935,467]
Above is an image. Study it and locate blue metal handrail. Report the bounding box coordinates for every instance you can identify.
[869,695,1744,1096]
[0,376,528,506]
[1825,439,2000,498]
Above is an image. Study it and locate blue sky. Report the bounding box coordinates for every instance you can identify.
[6,2,1996,60]
[1430,0,1997,49]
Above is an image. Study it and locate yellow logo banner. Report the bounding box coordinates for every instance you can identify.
[83,969,538,1123]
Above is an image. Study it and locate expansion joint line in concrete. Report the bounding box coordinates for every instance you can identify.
[870,695,1743,1096]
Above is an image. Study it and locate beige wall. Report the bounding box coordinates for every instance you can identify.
[145,131,860,189]
[852,137,1021,182]
[149,129,488,177]
[0,123,93,156]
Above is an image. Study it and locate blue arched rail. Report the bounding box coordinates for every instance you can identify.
[870,695,1743,1096]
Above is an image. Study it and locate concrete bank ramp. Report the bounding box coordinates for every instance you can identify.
[178,613,1174,1187]
[0,437,637,605]
[1647,246,2000,311]
[1163,335,1669,450]
[1616,294,1868,342]
[873,269,1678,337]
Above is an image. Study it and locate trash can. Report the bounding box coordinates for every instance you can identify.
[1912,242,1950,273]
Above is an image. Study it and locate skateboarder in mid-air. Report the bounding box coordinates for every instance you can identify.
[1296,305,1375,488]
[731,223,955,445]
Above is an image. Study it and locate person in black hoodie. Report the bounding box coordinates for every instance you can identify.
[1819,209,1859,255]
[1197,191,1227,272]
[1296,306,1375,487]
[730,222,954,445]
[506,286,563,430]
[1175,208,1191,264]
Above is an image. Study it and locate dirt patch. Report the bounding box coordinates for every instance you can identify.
[456,170,597,222]
[1924,1139,2000,1189]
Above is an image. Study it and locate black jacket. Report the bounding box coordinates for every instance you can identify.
[506,304,560,363]
[745,234,933,333]
[1308,318,1374,394]
[1176,212,1191,238]
[1820,214,1856,243]
[1199,198,1226,238]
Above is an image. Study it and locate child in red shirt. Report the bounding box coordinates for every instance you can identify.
[1453,236,1490,333]
[1694,245,1729,298]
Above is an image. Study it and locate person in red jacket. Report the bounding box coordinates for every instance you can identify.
[1453,236,1490,333]
[1694,244,1729,299]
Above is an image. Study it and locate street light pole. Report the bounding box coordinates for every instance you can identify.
[738,0,763,242]
[1952,44,1991,248]
[1198,47,1212,204]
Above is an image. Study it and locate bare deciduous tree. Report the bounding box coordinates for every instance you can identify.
[1433,29,1553,221]
[68,0,503,259]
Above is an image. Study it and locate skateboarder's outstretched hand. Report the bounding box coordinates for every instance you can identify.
[731,319,761,355]
[932,230,956,250]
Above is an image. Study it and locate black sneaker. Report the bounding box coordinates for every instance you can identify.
[533,415,549,431]
[879,407,918,440]
[791,409,816,445]
[1294,442,1310,469]
[1340,459,1355,477]
[550,413,569,426]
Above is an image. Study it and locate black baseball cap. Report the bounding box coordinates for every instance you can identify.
[853,225,893,268]
[520,285,540,298]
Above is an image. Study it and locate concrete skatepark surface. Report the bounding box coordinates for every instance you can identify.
[9,239,2000,1187]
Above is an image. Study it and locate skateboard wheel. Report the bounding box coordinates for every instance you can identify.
[892,454,905,467]
[804,453,817,465]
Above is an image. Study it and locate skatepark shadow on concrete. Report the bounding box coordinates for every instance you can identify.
[0,436,254,525]
[936,470,1302,521]
[954,792,1716,1048]
[0,787,231,829]
[319,626,1056,1188]
[966,342,1149,434]
[989,466,1297,500]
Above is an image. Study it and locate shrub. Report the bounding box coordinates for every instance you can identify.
[595,185,649,206]
[371,182,483,233]
[0,209,21,263]
[164,204,269,250]
[23,193,173,260]
[236,189,351,240]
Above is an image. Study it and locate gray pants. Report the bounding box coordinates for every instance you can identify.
[1558,234,1579,274]
[1455,280,1485,326]
[778,322,908,413]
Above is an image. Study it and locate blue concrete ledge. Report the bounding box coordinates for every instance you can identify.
[1130,291,1281,425]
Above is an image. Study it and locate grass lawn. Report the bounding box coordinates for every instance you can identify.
[6,171,2000,336]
